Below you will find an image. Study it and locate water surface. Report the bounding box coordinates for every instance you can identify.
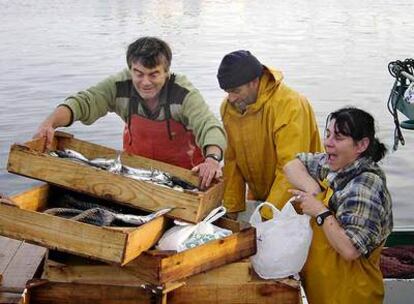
[1,0,413,226]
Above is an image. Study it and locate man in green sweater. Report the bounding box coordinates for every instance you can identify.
[34,37,226,189]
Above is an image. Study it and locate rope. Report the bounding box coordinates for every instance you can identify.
[381,245,414,279]
[387,59,414,150]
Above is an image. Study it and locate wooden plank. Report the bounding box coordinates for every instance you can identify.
[0,292,24,304]
[167,261,301,304]
[0,237,21,279]
[1,242,46,291]
[8,184,49,212]
[123,216,167,264]
[195,182,225,221]
[7,134,224,223]
[0,237,22,304]
[27,281,155,304]
[42,258,185,293]
[43,260,146,285]
[0,237,46,304]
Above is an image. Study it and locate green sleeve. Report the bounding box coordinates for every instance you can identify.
[62,70,127,125]
[180,90,227,155]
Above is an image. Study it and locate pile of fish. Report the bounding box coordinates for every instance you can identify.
[49,149,198,192]
[44,192,172,227]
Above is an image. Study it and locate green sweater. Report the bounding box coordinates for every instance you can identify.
[62,69,226,153]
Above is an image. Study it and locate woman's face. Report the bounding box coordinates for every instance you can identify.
[324,119,368,171]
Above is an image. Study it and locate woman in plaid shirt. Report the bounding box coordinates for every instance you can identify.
[284,107,392,304]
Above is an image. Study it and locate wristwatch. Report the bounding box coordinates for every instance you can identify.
[316,210,333,226]
[205,153,222,162]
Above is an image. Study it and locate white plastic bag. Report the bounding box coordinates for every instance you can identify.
[157,206,232,252]
[249,200,312,279]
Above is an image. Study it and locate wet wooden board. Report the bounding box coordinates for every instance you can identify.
[0,236,46,304]
[0,184,167,265]
[7,132,224,223]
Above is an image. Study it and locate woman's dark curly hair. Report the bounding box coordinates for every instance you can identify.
[326,107,387,162]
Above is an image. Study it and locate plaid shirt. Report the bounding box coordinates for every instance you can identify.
[297,153,393,256]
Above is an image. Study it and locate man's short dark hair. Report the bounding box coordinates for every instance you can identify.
[126,37,172,71]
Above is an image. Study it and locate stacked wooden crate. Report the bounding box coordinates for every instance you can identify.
[0,132,301,303]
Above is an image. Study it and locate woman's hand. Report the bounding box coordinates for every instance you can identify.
[288,189,328,217]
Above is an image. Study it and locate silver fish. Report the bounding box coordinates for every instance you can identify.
[113,207,173,225]
[107,152,123,174]
[44,206,173,227]
[50,149,198,191]
[88,158,118,170]
[50,149,90,164]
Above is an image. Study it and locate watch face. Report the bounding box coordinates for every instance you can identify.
[316,216,323,225]
[211,154,220,161]
[206,154,220,162]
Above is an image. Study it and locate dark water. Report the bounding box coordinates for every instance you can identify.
[1,0,413,227]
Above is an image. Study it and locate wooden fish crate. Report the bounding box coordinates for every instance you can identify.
[30,260,300,304]
[42,217,256,285]
[0,184,167,266]
[124,218,256,285]
[7,132,224,223]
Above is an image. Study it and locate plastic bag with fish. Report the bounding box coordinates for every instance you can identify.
[156,206,232,252]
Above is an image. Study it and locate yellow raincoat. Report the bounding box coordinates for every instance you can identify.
[221,67,323,218]
[302,181,384,304]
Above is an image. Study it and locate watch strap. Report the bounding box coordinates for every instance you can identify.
[205,153,222,162]
[316,210,333,226]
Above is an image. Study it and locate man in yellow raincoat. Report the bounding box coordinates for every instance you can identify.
[217,50,323,219]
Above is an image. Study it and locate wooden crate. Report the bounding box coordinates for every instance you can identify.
[43,218,256,285]
[124,218,256,284]
[0,184,167,266]
[29,261,300,304]
[7,132,224,223]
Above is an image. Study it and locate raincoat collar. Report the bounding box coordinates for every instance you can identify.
[225,65,284,116]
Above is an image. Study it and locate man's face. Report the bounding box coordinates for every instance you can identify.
[225,80,258,112]
[130,60,168,101]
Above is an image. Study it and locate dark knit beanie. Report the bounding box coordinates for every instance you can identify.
[217,50,263,90]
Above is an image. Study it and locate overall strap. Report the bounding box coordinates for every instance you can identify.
[127,95,138,145]
[164,74,176,140]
